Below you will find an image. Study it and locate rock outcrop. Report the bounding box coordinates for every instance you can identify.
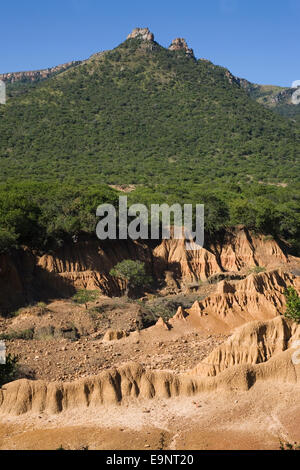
[103,329,128,341]
[168,38,194,57]
[155,317,170,330]
[172,306,188,321]
[0,239,151,313]
[127,28,154,42]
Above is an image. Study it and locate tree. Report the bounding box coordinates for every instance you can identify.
[110,260,151,297]
[72,289,99,309]
[284,287,300,323]
[0,228,18,253]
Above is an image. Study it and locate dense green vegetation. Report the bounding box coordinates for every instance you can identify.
[0,38,299,186]
[110,260,151,296]
[273,102,300,125]
[284,287,300,323]
[0,37,299,258]
[0,354,19,387]
[0,181,119,252]
[0,180,299,256]
[127,181,300,254]
[241,82,300,125]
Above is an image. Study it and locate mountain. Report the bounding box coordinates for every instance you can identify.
[235,77,300,124]
[0,27,299,186]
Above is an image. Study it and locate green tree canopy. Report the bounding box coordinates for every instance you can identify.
[110,260,151,296]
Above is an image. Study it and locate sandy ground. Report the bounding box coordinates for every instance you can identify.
[1,271,300,451]
[1,381,299,450]
[1,292,226,382]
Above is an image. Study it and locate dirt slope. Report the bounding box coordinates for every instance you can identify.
[1,316,299,416]
[193,316,300,376]
[0,227,296,314]
[157,269,299,334]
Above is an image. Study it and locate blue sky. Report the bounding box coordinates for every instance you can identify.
[1,0,299,86]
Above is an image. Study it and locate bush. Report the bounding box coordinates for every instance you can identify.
[279,439,300,450]
[0,354,19,387]
[0,329,34,341]
[72,290,99,309]
[249,266,266,274]
[110,260,151,296]
[0,228,18,253]
[284,287,300,323]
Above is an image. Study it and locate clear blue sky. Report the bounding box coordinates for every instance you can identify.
[1,0,299,87]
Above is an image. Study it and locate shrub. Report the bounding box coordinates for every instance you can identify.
[72,290,99,309]
[284,287,300,323]
[249,266,266,274]
[0,354,19,387]
[279,439,300,450]
[138,295,198,327]
[0,329,34,341]
[110,260,151,297]
[0,228,18,253]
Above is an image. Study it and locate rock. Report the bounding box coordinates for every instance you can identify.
[172,306,188,321]
[164,271,180,291]
[187,301,205,317]
[0,227,292,314]
[155,317,171,330]
[127,28,154,42]
[168,38,194,57]
[103,329,128,341]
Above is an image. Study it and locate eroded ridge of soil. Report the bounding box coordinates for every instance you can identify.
[0,261,299,450]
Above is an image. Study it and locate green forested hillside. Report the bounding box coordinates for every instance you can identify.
[0,35,299,256]
[0,180,299,256]
[236,79,300,124]
[0,37,299,185]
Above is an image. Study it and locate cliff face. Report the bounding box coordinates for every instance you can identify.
[154,227,289,283]
[0,61,81,84]
[0,239,152,313]
[0,227,294,314]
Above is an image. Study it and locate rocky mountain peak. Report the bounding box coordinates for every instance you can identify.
[127,27,154,42]
[169,38,194,57]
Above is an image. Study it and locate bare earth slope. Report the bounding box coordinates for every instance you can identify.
[0,316,300,450]
[0,227,296,314]
[0,232,299,450]
[158,269,299,333]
